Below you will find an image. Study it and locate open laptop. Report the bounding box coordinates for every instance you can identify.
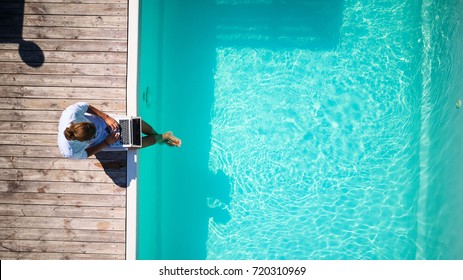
[107,116,142,149]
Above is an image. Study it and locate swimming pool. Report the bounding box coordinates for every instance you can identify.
[135,0,463,259]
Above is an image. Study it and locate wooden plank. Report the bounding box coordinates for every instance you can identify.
[0,169,126,185]
[0,121,59,134]
[0,15,126,28]
[0,86,126,100]
[25,15,127,28]
[0,3,127,16]
[0,216,125,231]
[24,3,127,16]
[0,50,127,64]
[0,157,127,172]
[0,157,128,175]
[0,251,124,260]
[2,27,127,41]
[25,0,126,3]
[0,62,127,76]
[0,180,126,195]
[0,228,125,243]
[21,27,127,41]
[0,109,60,122]
[0,240,125,255]
[0,133,58,146]
[0,204,125,219]
[0,145,63,158]
[0,39,127,52]
[0,98,126,111]
[0,109,124,122]
[0,74,126,87]
[0,145,127,159]
[0,98,68,111]
[0,193,126,207]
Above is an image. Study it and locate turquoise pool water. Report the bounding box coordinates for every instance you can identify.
[137,0,463,259]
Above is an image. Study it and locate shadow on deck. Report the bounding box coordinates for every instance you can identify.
[0,0,44,67]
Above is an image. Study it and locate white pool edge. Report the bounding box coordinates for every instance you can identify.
[126,0,140,260]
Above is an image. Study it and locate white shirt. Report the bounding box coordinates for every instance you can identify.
[58,102,109,159]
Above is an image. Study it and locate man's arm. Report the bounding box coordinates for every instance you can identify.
[85,139,110,158]
[86,104,119,131]
[85,132,120,157]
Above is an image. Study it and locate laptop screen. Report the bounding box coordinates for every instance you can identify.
[132,118,142,146]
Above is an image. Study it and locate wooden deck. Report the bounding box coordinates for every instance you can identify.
[0,0,129,260]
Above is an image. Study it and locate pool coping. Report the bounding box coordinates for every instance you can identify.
[126,0,139,260]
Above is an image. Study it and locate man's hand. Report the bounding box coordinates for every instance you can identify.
[105,115,120,132]
[105,132,120,145]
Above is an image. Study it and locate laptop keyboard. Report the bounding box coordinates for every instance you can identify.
[119,119,131,145]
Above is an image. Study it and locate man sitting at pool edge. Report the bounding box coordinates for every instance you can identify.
[58,102,182,159]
